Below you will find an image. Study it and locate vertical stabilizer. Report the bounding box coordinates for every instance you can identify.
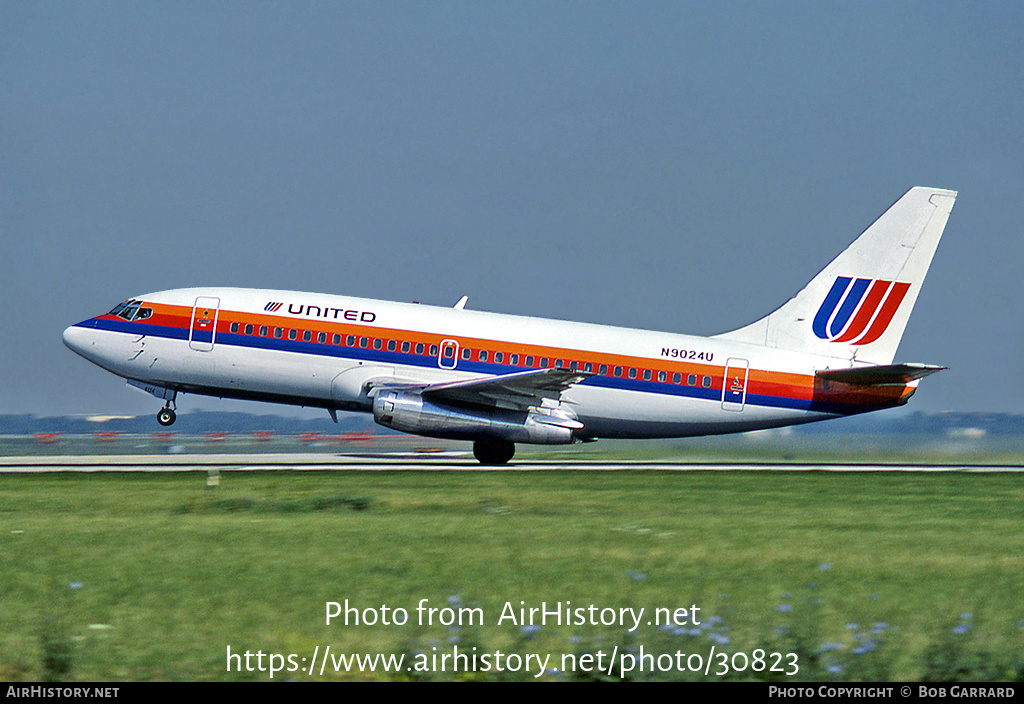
[714,187,956,365]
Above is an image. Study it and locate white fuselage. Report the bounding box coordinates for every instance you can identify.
[63,287,915,441]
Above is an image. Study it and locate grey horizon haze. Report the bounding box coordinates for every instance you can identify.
[3,2,1022,419]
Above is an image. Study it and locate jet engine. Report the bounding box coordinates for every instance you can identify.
[372,390,580,444]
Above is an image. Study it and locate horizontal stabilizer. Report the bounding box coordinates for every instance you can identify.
[815,363,946,386]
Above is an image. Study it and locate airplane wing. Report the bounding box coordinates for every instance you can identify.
[369,367,595,412]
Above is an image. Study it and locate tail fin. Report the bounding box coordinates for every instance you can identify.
[715,187,956,365]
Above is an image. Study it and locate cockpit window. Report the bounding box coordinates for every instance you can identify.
[108,300,153,321]
[108,301,131,317]
[117,301,140,320]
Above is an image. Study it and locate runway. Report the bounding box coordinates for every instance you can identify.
[1,453,1021,472]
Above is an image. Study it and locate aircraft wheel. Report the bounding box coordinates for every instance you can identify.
[473,438,514,465]
[157,408,176,426]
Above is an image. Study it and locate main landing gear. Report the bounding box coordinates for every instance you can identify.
[156,392,178,426]
[473,438,515,465]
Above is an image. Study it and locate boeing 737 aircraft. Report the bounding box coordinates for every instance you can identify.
[64,187,956,464]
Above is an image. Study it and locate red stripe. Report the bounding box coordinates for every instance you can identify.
[853,282,911,345]
[833,280,891,342]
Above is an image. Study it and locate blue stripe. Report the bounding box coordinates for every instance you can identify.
[829,277,870,338]
[812,277,851,340]
[79,318,188,341]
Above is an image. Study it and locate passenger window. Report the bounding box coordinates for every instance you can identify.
[259,325,268,336]
[510,354,519,365]
[318,332,327,343]
[643,369,651,381]
[525,356,534,367]
[289,329,298,340]
[333,334,341,345]
[494,352,504,364]
[462,348,472,360]
[673,372,681,384]
[702,376,712,388]
[245,324,254,335]
[479,350,488,362]
[598,364,608,375]
[274,327,283,338]
[387,339,397,351]
[415,343,424,355]
[303,330,312,342]
[230,322,239,333]
[687,374,697,386]
[629,368,637,379]
[347,335,356,346]
[401,341,410,353]
[614,366,622,377]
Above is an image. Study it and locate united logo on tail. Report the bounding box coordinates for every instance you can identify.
[812,277,911,345]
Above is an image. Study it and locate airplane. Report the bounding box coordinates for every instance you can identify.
[63,187,956,464]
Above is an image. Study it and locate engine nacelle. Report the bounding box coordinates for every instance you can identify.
[372,390,578,444]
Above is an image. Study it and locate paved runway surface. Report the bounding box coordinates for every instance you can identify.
[1,454,1020,472]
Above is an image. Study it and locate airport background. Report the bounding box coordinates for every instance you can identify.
[3,1,1023,418]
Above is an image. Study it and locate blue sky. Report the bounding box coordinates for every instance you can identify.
[3,1,1022,416]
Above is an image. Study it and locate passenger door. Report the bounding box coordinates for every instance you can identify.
[721,358,749,412]
[189,297,221,351]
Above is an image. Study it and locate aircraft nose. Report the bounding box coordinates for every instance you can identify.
[63,323,94,357]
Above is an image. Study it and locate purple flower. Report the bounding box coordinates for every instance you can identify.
[852,640,877,655]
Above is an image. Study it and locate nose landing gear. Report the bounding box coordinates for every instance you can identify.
[157,406,176,426]
[156,391,178,427]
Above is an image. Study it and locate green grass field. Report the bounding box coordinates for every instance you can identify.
[1,469,1022,681]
